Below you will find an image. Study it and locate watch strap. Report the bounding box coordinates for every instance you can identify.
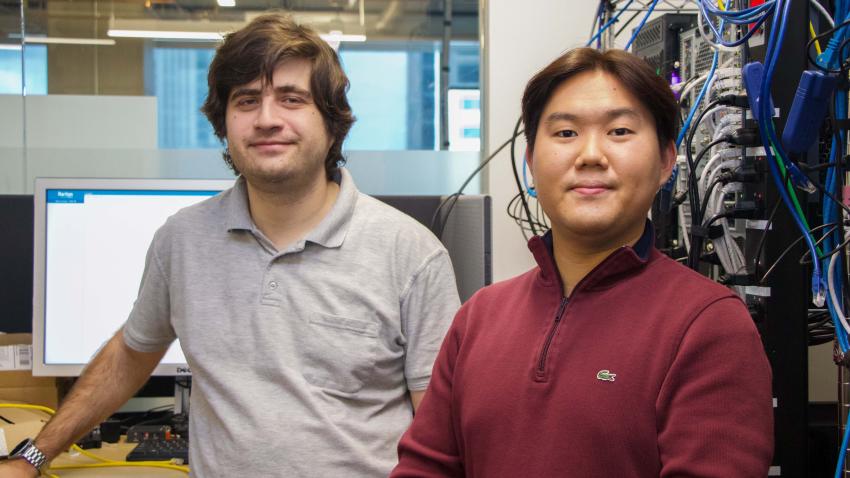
[11,439,48,471]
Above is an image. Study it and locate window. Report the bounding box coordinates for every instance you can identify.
[0,45,47,95]
[150,41,479,151]
[150,47,218,149]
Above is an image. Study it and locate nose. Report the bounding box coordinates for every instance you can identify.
[254,96,284,131]
[574,133,608,169]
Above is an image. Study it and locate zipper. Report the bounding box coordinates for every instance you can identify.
[536,297,569,374]
[532,243,636,378]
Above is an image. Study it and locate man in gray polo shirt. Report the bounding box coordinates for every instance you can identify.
[2,13,459,478]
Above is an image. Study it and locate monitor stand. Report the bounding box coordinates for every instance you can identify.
[171,376,191,437]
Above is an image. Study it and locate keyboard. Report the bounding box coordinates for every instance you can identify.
[125,435,189,464]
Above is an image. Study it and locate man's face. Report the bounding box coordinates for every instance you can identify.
[528,70,675,247]
[225,58,333,188]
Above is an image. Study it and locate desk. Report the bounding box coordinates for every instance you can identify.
[47,440,187,477]
[0,406,186,477]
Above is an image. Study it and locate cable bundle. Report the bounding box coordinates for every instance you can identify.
[578,1,850,475]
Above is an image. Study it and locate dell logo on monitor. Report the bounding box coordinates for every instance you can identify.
[176,366,191,374]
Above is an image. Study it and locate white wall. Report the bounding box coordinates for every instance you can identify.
[482,1,598,281]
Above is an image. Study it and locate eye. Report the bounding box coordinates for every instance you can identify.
[610,127,633,136]
[555,129,577,138]
[281,96,306,105]
[234,97,258,107]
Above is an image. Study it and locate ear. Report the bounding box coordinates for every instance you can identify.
[657,140,677,188]
[525,148,534,170]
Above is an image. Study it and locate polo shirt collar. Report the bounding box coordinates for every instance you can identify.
[225,176,253,232]
[304,168,357,248]
[224,169,358,249]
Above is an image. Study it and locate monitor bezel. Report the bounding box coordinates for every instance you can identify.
[32,177,235,377]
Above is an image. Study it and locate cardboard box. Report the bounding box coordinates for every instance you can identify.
[0,334,58,409]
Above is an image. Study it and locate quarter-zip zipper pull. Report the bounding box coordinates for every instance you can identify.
[536,297,569,375]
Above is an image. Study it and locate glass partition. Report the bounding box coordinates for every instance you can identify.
[0,0,481,195]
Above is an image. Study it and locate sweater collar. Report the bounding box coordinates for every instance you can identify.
[528,219,656,292]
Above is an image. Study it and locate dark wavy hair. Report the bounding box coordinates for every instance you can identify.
[202,12,355,179]
[522,47,677,153]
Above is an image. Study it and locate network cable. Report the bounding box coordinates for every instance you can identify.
[697,0,773,48]
[0,403,190,476]
[754,0,826,306]
[431,124,524,239]
[624,0,661,50]
[587,0,637,47]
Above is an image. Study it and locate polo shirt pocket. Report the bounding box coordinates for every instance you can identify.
[301,312,380,394]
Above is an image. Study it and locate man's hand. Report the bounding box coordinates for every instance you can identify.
[11,330,166,470]
[0,458,41,477]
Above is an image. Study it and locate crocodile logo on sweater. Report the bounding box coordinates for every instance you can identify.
[596,370,616,382]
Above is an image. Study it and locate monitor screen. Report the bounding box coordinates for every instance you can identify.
[32,178,234,377]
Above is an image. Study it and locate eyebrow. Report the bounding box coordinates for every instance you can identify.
[544,107,641,124]
[229,84,313,101]
[274,84,313,99]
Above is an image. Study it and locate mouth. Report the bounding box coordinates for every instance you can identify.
[569,182,613,196]
[248,140,296,151]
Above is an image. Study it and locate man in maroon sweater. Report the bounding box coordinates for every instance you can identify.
[391,48,774,477]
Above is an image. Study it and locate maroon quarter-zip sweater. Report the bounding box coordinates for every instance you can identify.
[392,226,774,477]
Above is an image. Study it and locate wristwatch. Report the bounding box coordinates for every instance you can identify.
[9,438,48,471]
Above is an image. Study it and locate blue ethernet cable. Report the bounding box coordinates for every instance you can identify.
[588,1,605,48]
[663,22,722,197]
[819,13,850,70]
[757,0,825,305]
[697,1,772,47]
[521,158,537,198]
[624,0,661,50]
[832,2,850,464]
[586,0,636,47]
[699,0,775,19]
[676,52,718,148]
[836,407,850,477]
[818,6,848,311]
[822,138,849,351]
[760,12,814,194]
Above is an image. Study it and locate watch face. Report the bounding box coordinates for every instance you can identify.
[10,438,32,456]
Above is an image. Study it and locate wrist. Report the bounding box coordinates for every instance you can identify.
[9,439,48,472]
[31,439,58,462]
[5,455,41,476]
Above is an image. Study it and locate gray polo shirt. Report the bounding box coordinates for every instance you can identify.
[123,168,460,477]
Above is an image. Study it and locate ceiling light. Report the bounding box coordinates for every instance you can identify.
[25,36,116,46]
[104,28,366,44]
[320,31,367,42]
[7,34,115,46]
[107,29,224,41]
[217,0,236,6]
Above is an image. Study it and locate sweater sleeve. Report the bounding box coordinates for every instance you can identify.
[656,296,774,477]
[391,305,467,478]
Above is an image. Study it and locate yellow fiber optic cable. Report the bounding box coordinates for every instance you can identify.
[810,22,823,55]
[0,403,189,475]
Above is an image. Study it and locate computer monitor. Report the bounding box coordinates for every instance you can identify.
[32,178,235,377]
[375,195,491,302]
